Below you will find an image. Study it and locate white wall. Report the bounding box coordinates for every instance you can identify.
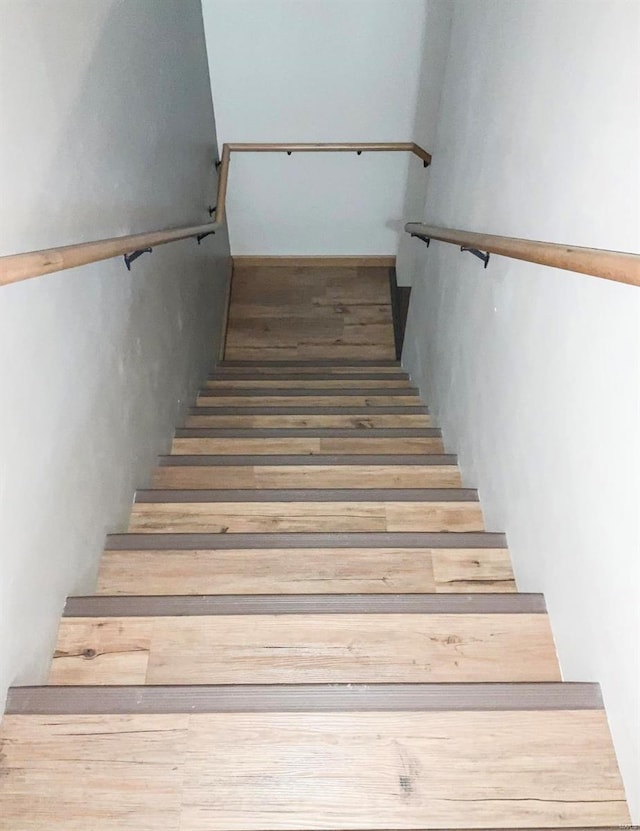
[0,1,230,703]
[403,0,640,819]
[202,0,430,255]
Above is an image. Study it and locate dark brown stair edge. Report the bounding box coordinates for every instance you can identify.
[5,683,602,715]
[189,405,428,415]
[158,453,458,467]
[209,372,411,381]
[197,387,419,397]
[219,359,401,367]
[105,531,507,550]
[134,488,478,504]
[174,428,441,439]
[64,593,546,617]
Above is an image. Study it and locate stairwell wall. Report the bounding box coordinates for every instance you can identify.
[0,1,230,706]
[201,0,432,255]
[402,0,640,819]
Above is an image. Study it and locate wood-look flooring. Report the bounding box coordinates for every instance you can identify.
[224,265,396,360]
[0,711,628,829]
[128,500,485,534]
[171,436,446,454]
[50,612,559,685]
[95,547,516,595]
[151,463,463,489]
[0,263,629,828]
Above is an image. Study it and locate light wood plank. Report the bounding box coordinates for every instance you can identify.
[432,549,518,593]
[50,614,560,685]
[96,548,439,595]
[51,620,153,685]
[1,711,627,828]
[151,464,462,490]
[0,714,189,830]
[228,303,394,324]
[127,501,484,534]
[170,437,445,455]
[231,255,396,267]
[224,345,397,359]
[184,414,431,428]
[224,266,396,360]
[95,548,514,596]
[182,710,629,829]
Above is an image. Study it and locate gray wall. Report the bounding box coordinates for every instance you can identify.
[402,0,640,819]
[0,1,230,703]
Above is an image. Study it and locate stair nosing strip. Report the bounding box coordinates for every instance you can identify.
[197,388,420,397]
[134,488,478,503]
[5,682,602,715]
[63,593,546,617]
[174,428,441,438]
[188,406,428,415]
[158,454,458,467]
[104,531,508,550]
[219,360,401,366]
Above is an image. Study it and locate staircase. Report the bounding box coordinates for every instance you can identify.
[0,262,630,829]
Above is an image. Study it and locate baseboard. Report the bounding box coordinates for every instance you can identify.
[231,255,396,268]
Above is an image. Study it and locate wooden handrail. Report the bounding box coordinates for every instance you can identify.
[0,222,219,287]
[214,141,432,224]
[405,222,640,288]
[1,141,431,287]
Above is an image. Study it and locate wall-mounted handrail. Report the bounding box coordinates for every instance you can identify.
[0,222,219,288]
[214,142,432,225]
[1,141,431,288]
[405,222,640,288]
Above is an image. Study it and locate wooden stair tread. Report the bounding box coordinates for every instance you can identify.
[127,501,485,534]
[96,547,515,596]
[171,437,446,455]
[50,605,559,685]
[151,465,462,489]
[1,709,627,829]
